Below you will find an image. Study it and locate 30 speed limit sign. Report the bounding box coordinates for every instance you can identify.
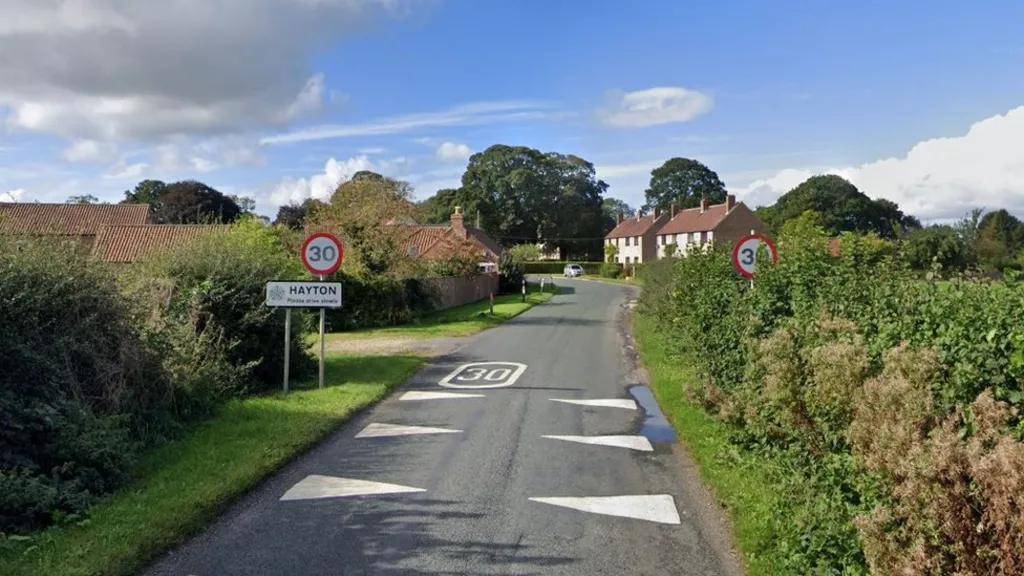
[301,232,344,277]
[731,234,778,279]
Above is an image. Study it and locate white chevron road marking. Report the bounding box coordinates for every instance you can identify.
[399,391,485,401]
[355,422,461,438]
[529,495,681,525]
[550,398,638,410]
[542,434,653,451]
[280,475,425,501]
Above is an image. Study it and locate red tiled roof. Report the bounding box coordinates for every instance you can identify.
[92,224,227,263]
[657,204,730,235]
[465,227,503,260]
[0,203,150,236]
[605,213,667,239]
[401,225,503,262]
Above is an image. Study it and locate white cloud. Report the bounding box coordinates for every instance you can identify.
[62,139,118,163]
[269,155,375,206]
[104,161,148,180]
[1,188,26,202]
[600,87,713,128]
[262,100,554,144]
[282,74,326,121]
[0,2,405,141]
[596,161,658,179]
[732,106,1024,220]
[435,141,472,162]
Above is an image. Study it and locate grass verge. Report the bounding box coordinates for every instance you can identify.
[579,274,643,286]
[633,313,785,575]
[0,354,424,576]
[325,285,556,341]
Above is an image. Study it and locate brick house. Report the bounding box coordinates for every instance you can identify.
[603,211,670,265]
[402,207,503,271]
[654,195,767,257]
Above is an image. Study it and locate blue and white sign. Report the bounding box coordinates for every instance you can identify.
[266,281,343,308]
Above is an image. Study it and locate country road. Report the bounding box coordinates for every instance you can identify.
[145,279,740,576]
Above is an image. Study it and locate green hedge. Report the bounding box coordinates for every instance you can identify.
[638,227,1024,575]
[523,261,603,275]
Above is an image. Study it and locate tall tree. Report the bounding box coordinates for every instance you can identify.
[313,171,417,275]
[975,209,1024,272]
[122,179,241,224]
[274,198,325,229]
[123,179,167,205]
[643,157,726,212]
[602,197,635,234]
[759,174,917,238]
[453,144,606,259]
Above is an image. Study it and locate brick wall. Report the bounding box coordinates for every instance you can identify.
[420,274,500,310]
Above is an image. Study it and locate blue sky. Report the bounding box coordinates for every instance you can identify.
[2,0,1023,220]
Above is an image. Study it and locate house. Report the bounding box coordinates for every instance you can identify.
[603,211,670,265]
[402,207,503,271]
[0,202,150,249]
[91,224,227,263]
[654,195,766,257]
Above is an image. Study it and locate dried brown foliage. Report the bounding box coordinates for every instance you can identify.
[853,358,1024,576]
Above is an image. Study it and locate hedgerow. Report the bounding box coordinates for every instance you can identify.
[639,221,1024,575]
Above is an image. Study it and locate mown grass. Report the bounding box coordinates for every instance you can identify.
[0,354,423,576]
[633,313,785,575]
[324,285,556,341]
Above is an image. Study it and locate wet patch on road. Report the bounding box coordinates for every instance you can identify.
[628,385,678,444]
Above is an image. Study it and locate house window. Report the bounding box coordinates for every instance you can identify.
[661,235,666,245]
[625,256,631,264]
[690,232,698,243]
[700,231,707,244]
[635,236,640,246]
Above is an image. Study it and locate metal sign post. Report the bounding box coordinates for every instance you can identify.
[283,308,291,393]
[318,275,326,389]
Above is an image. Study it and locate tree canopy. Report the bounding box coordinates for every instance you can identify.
[643,157,726,212]
[601,197,635,233]
[313,171,418,275]
[122,179,245,224]
[273,198,325,230]
[419,144,607,259]
[758,174,918,238]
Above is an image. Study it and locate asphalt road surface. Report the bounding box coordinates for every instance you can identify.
[145,279,739,576]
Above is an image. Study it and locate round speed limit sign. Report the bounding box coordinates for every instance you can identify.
[731,234,778,279]
[301,232,344,277]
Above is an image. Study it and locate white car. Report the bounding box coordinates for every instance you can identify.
[563,264,584,277]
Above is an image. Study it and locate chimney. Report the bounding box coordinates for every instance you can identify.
[636,211,641,221]
[670,203,677,218]
[617,212,623,224]
[451,206,467,238]
[700,196,708,214]
[725,194,736,212]
[654,208,660,218]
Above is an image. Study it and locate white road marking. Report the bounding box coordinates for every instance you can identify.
[550,398,638,410]
[439,362,528,389]
[280,475,425,501]
[529,495,681,525]
[542,435,653,451]
[399,391,485,401]
[355,422,461,438]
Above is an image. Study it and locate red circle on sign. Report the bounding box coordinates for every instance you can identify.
[301,232,344,277]
[731,234,778,280]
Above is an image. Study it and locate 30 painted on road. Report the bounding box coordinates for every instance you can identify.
[439,362,527,389]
